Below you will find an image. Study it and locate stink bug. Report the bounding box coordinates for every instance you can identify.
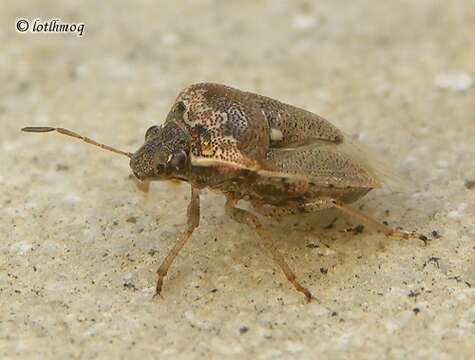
[22,82,426,302]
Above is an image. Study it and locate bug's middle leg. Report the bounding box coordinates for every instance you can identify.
[225,197,314,303]
[252,198,334,216]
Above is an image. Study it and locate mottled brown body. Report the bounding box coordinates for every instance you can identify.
[134,83,379,206]
[23,82,426,302]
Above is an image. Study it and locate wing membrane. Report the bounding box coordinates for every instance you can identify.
[263,133,411,192]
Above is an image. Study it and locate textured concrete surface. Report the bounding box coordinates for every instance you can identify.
[1,1,474,359]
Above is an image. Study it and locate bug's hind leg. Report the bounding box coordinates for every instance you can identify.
[254,199,428,244]
[332,201,429,244]
[225,197,314,303]
[154,187,200,299]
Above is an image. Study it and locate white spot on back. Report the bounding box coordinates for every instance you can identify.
[270,128,283,142]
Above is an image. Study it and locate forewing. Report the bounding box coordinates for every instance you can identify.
[263,133,411,191]
[250,92,344,147]
[331,133,413,191]
[172,83,409,191]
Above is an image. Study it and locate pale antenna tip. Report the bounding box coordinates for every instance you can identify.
[21,126,56,133]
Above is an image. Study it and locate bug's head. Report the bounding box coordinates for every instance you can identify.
[129,121,191,182]
[22,100,192,183]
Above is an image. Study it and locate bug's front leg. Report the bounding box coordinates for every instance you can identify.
[154,187,200,299]
[225,197,314,303]
[128,174,151,193]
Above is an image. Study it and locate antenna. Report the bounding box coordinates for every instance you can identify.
[21,126,132,158]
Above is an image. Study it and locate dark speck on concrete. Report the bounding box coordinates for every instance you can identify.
[126,216,137,224]
[464,180,475,189]
[148,249,159,257]
[306,243,319,249]
[351,224,365,235]
[239,326,249,335]
[423,257,441,269]
[419,234,428,243]
[56,164,69,171]
[123,282,137,291]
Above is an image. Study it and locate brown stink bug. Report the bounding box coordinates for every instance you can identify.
[22,82,427,302]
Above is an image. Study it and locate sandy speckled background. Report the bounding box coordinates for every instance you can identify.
[1,1,474,359]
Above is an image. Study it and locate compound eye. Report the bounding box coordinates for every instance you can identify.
[175,101,187,113]
[145,125,160,140]
[167,150,188,172]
